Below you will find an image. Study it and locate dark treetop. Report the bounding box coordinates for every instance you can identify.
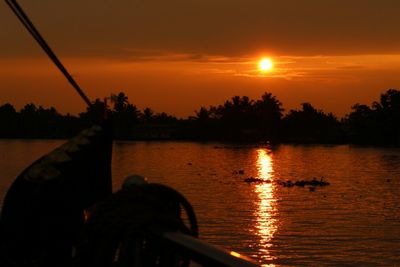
[1,89,399,146]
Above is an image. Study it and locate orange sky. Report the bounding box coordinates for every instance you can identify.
[1,0,400,118]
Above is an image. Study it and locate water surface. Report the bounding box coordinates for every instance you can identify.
[1,140,399,266]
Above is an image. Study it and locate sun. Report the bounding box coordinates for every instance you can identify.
[259,58,273,72]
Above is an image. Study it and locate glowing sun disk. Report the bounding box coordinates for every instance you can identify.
[259,58,273,72]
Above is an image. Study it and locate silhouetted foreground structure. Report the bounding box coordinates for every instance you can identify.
[0,121,113,266]
[0,120,258,267]
[1,89,399,146]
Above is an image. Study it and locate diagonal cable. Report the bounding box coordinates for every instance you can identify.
[5,0,93,108]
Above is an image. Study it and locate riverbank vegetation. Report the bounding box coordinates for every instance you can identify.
[0,89,399,146]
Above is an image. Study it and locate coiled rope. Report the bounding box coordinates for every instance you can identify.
[74,183,198,267]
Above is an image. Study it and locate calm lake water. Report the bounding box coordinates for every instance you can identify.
[0,140,399,266]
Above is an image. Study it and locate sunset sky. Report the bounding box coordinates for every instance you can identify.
[1,0,400,118]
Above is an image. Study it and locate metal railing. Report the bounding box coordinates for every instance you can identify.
[155,231,260,267]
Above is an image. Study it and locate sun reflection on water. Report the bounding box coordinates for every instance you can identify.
[254,149,278,265]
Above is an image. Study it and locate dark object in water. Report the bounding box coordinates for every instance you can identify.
[233,170,245,175]
[0,122,113,266]
[244,177,271,184]
[278,177,330,188]
[280,180,294,187]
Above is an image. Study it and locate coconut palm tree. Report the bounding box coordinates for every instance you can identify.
[110,92,129,113]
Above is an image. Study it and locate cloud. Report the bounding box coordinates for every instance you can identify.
[2,0,400,60]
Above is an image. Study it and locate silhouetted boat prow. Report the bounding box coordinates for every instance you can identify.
[0,121,259,266]
[0,121,113,266]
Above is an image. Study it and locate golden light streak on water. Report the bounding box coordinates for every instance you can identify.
[254,149,278,266]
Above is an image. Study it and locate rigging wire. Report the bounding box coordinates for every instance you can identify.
[5,0,93,108]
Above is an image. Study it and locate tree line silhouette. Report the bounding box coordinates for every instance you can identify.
[0,89,399,146]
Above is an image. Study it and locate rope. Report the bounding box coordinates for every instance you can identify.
[5,0,93,108]
[74,183,198,267]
